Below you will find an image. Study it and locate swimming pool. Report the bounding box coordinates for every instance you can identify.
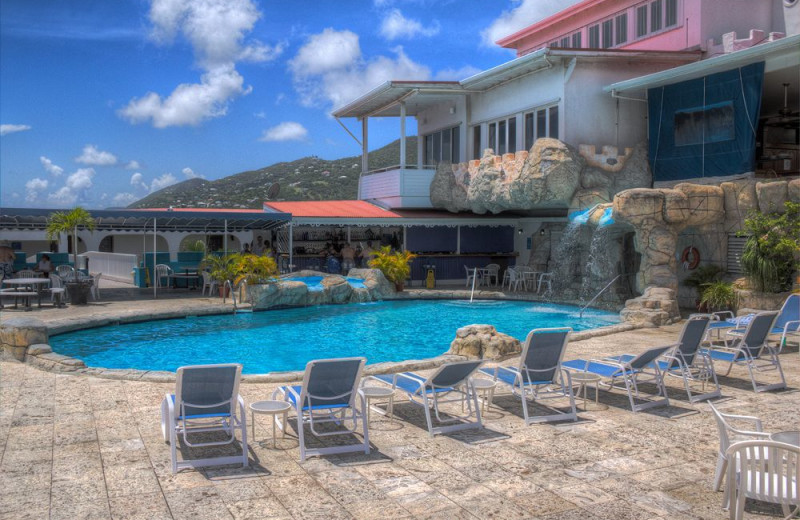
[50,300,619,374]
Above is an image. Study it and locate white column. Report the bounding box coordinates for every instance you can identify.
[361,117,369,174]
[153,218,157,299]
[400,101,406,169]
[288,222,293,272]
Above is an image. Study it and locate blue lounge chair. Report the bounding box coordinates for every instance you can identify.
[563,344,674,412]
[372,360,484,436]
[480,328,577,424]
[273,357,369,461]
[160,363,248,473]
[610,316,720,403]
[773,293,800,351]
[701,311,785,393]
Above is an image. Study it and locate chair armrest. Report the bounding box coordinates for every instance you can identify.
[782,320,800,332]
[720,412,765,433]
[713,311,735,321]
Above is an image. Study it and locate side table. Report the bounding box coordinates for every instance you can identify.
[570,372,606,411]
[249,400,292,448]
[359,386,394,425]
[470,378,497,413]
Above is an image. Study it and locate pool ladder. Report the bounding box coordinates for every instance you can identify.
[223,279,253,314]
[579,274,621,318]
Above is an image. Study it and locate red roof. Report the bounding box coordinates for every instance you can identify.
[263,200,400,218]
[139,207,265,213]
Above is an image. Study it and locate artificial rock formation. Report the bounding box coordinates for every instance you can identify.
[447,324,521,360]
[0,317,49,361]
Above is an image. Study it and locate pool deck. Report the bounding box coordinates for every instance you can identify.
[1,294,799,519]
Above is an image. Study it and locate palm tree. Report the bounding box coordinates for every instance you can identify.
[45,207,96,282]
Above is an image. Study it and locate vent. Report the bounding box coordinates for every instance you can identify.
[727,234,748,275]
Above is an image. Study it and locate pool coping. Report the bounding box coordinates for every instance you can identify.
[5,292,636,383]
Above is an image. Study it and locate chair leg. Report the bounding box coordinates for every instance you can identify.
[713,455,726,491]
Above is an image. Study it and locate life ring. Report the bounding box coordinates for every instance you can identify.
[681,246,700,270]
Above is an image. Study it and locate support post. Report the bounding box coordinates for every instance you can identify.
[400,101,406,170]
[288,222,293,272]
[359,117,368,199]
[153,218,157,299]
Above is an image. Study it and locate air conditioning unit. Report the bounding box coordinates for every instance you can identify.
[785,0,800,36]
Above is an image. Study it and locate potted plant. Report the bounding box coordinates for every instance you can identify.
[45,207,96,304]
[200,253,237,297]
[368,246,416,291]
[699,281,736,313]
[683,264,725,311]
[232,253,278,286]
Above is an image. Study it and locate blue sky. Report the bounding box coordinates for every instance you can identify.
[0,0,575,209]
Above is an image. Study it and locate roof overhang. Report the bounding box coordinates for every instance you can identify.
[0,208,292,232]
[332,81,467,119]
[604,34,800,95]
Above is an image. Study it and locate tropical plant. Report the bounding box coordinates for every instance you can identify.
[700,281,736,312]
[739,201,800,293]
[45,207,96,282]
[200,253,237,286]
[182,239,206,253]
[231,253,278,285]
[682,264,725,289]
[368,246,416,289]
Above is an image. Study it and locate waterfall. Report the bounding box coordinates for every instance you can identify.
[551,222,584,295]
[580,226,616,302]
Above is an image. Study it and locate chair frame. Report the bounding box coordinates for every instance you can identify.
[724,440,799,520]
[372,360,484,436]
[483,263,500,286]
[482,328,577,424]
[160,363,248,473]
[537,272,553,295]
[464,266,480,288]
[55,264,75,279]
[273,357,369,461]
[47,273,66,307]
[154,264,173,290]
[703,311,786,393]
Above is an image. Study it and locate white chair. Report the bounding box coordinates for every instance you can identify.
[464,266,480,288]
[537,272,553,295]
[501,266,515,289]
[201,271,217,297]
[154,264,173,290]
[15,269,36,278]
[90,273,101,300]
[484,264,500,286]
[725,440,799,519]
[160,364,248,473]
[48,274,66,307]
[55,264,75,279]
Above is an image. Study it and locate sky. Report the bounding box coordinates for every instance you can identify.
[0,0,579,209]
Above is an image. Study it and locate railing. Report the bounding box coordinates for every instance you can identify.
[80,251,137,283]
[364,164,437,175]
[579,274,622,318]
[223,279,252,313]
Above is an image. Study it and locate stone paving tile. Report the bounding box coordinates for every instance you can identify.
[108,492,173,520]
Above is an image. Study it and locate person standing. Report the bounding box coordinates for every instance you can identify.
[0,240,15,279]
[341,243,355,273]
[252,236,265,256]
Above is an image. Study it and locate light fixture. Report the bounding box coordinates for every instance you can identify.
[518,228,523,235]
[540,228,546,236]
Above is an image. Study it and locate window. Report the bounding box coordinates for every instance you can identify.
[488,123,496,152]
[498,120,507,155]
[486,117,517,155]
[602,19,613,48]
[636,5,648,37]
[588,24,600,48]
[571,31,582,48]
[674,101,734,147]
[651,0,662,32]
[524,103,560,147]
[423,126,460,165]
[472,125,481,160]
[549,40,558,48]
[508,118,517,154]
[525,113,534,150]
[615,13,628,45]
[665,0,677,27]
[548,106,559,139]
[537,110,547,138]
[560,36,570,48]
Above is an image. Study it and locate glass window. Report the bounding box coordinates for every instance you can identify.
[488,122,496,153]
[571,31,582,48]
[498,120,507,155]
[472,126,481,160]
[602,19,613,48]
[651,0,662,32]
[549,106,559,139]
[636,5,648,37]
[536,110,547,139]
[432,132,441,163]
[615,13,628,45]
[424,134,433,165]
[452,127,460,164]
[549,40,558,48]
[441,128,451,162]
[588,24,600,48]
[665,0,677,27]
[508,118,517,154]
[525,113,534,150]
[560,37,570,48]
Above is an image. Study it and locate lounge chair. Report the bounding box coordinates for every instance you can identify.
[611,316,720,403]
[701,311,786,393]
[706,294,799,352]
[160,363,248,473]
[724,440,799,519]
[273,357,369,461]
[480,328,577,424]
[372,360,484,436]
[563,344,674,412]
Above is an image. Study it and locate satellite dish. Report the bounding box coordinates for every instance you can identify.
[266,182,280,200]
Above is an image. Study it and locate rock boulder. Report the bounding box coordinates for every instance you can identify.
[447,324,521,360]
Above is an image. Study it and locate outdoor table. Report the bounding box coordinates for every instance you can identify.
[359,386,394,425]
[1,278,49,310]
[171,269,200,289]
[770,430,800,447]
[475,268,491,286]
[571,371,607,411]
[249,400,292,448]
[470,378,497,413]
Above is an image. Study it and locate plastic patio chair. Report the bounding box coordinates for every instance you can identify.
[372,360,485,436]
[14,269,36,278]
[464,266,480,287]
[47,273,66,307]
[724,440,799,519]
[90,272,101,300]
[563,344,674,412]
[160,363,248,473]
[537,272,553,295]
[273,357,369,461]
[154,264,173,290]
[708,402,770,497]
[480,327,577,424]
[55,264,75,279]
[201,271,217,297]
[484,264,500,286]
[702,311,786,393]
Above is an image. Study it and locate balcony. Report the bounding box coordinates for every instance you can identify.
[359,165,436,209]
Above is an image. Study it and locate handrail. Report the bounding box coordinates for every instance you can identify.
[223,279,237,310]
[579,274,622,318]
[469,267,478,303]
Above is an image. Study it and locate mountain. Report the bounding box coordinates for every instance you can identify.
[128,137,418,209]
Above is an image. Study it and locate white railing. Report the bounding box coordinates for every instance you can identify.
[80,251,137,283]
[365,164,437,175]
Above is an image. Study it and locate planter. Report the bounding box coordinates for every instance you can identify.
[218,285,230,298]
[65,281,91,305]
[394,282,404,292]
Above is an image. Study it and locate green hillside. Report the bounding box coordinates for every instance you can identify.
[128,137,418,209]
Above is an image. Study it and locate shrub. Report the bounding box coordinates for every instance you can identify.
[740,201,800,293]
[700,281,735,312]
[368,246,416,286]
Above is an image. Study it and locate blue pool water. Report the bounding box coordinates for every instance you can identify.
[50,300,619,374]
[283,276,366,291]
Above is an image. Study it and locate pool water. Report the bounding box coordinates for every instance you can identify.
[282,276,366,291]
[50,300,619,374]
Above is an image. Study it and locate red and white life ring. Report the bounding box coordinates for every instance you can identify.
[681,246,700,270]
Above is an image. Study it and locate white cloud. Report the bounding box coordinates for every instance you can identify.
[259,122,308,142]
[40,156,64,176]
[25,178,49,202]
[46,167,95,206]
[434,65,483,81]
[182,167,204,179]
[125,160,141,170]
[75,144,118,166]
[112,192,138,206]
[130,172,149,191]
[65,167,95,191]
[290,29,430,110]
[120,0,281,128]
[481,0,580,47]
[47,187,78,206]
[0,124,31,136]
[380,9,439,40]
[150,173,178,192]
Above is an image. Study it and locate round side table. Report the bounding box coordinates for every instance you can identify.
[770,430,800,447]
[470,378,497,413]
[249,400,292,448]
[570,372,606,411]
[359,386,394,425]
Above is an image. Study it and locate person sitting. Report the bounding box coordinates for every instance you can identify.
[36,254,53,277]
[341,243,355,272]
[242,243,252,255]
